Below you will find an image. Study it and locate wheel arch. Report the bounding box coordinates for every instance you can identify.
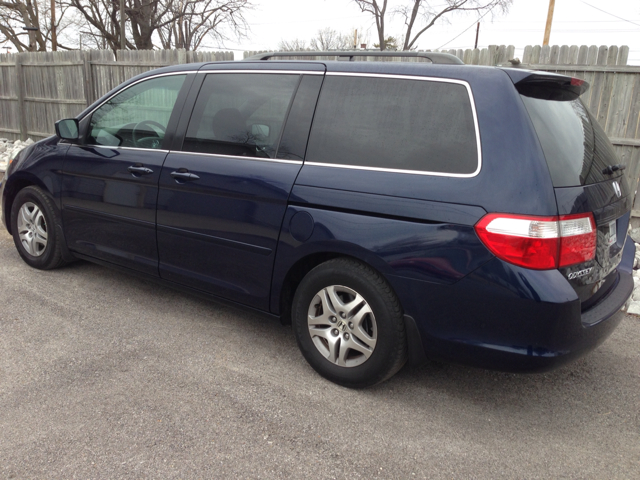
[5,178,75,264]
[276,248,400,325]
[3,174,51,235]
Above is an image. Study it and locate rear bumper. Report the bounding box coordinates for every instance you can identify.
[391,236,635,372]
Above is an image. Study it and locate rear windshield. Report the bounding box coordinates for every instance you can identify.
[520,95,621,187]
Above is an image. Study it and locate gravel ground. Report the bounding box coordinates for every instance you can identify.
[0,227,639,479]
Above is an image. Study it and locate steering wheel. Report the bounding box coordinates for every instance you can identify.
[132,120,166,148]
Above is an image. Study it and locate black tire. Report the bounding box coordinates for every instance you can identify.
[292,258,407,388]
[11,186,67,270]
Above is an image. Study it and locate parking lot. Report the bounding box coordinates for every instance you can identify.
[0,226,639,478]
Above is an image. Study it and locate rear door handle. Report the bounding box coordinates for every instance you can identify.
[128,165,153,175]
[170,170,200,182]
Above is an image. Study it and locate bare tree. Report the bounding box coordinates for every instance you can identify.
[66,0,170,51]
[309,28,351,50]
[353,0,512,51]
[352,0,388,50]
[157,0,250,51]
[277,38,309,51]
[279,28,361,52]
[0,0,75,51]
[67,0,251,53]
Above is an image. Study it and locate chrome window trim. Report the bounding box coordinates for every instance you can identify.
[170,150,303,165]
[70,144,169,154]
[85,70,196,119]
[70,144,302,164]
[315,72,482,178]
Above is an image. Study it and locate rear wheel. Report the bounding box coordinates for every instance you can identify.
[11,186,67,270]
[292,258,407,387]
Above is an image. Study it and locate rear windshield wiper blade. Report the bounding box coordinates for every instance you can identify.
[602,164,626,175]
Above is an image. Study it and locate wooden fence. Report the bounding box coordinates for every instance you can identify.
[0,49,233,142]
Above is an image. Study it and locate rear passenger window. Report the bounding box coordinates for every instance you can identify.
[306,76,479,175]
[182,73,300,158]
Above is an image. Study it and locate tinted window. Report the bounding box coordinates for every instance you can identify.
[520,96,621,187]
[182,73,300,158]
[88,75,186,149]
[306,76,478,174]
[277,75,324,161]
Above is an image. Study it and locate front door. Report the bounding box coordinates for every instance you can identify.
[157,68,324,309]
[61,73,190,275]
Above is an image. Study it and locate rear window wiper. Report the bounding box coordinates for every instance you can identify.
[602,164,626,175]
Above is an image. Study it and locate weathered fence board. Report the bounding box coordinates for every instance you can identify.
[0,49,233,142]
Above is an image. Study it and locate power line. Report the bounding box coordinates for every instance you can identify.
[579,1,640,28]
[490,19,640,24]
[437,4,500,49]
[464,27,639,33]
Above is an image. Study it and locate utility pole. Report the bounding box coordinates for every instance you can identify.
[51,0,57,51]
[543,0,555,46]
[120,0,126,50]
[178,0,184,48]
[474,22,480,49]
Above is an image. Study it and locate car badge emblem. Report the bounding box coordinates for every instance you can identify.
[613,181,621,198]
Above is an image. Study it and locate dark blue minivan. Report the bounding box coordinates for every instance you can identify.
[1,52,633,387]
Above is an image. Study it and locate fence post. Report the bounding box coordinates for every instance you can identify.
[83,50,94,107]
[15,53,27,141]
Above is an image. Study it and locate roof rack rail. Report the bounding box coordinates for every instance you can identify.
[243,51,464,65]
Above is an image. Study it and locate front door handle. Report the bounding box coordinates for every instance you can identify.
[128,165,154,175]
[171,170,200,182]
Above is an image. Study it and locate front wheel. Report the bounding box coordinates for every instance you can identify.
[11,186,67,270]
[292,258,407,388]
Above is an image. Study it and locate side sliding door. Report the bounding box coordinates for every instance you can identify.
[157,65,324,310]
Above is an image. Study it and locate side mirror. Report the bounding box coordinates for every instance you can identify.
[55,118,79,141]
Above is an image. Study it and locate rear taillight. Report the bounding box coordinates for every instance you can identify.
[475,213,596,270]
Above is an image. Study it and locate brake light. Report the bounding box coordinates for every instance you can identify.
[475,213,596,270]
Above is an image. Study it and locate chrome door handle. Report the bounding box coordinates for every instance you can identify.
[128,165,153,175]
[170,170,200,182]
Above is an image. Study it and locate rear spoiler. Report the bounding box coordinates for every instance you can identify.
[502,69,589,101]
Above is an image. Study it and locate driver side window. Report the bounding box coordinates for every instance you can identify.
[88,74,186,149]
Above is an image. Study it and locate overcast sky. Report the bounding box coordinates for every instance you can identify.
[207,0,640,64]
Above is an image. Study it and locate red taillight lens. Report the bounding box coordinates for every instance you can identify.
[475,213,596,270]
[558,213,597,267]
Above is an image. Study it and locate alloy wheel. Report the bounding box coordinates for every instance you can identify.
[17,202,48,256]
[307,285,377,367]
